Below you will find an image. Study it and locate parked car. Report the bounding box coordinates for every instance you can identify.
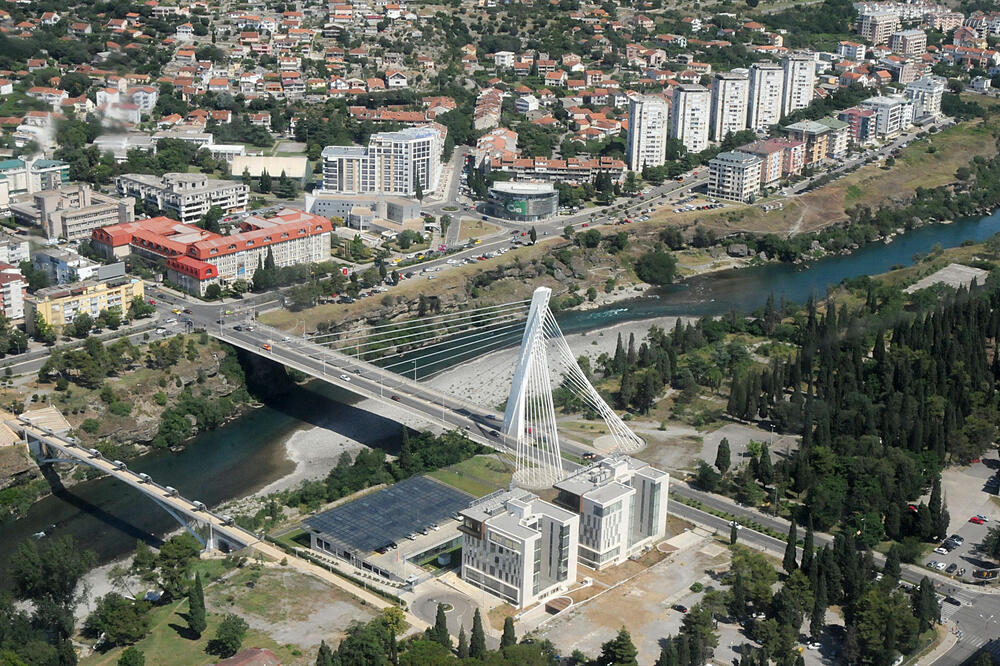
[946,563,958,574]
[970,516,986,524]
[672,604,688,613]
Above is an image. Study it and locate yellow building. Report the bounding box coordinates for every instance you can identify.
[25,278,144,334]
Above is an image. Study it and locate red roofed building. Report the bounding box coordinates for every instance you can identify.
[93,209,332,295]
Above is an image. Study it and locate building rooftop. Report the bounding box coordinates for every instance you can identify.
[490,181,556,194]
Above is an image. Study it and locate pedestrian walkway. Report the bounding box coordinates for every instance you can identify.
[916,624,958,665]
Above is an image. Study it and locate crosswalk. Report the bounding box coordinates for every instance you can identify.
[941,602,963,622]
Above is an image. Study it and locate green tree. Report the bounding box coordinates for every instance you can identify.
[258,169,271,193]
[783,520,799,573]
[433,603,450,647]
[914,577,939,632]
[597,628,638,666]
[316,640,334,666]
[529,226,537,243]
[207,613,248,658]
[157,534,200,600]
[32,311,56,344]
[501,616,516,648]
[9,535,95,607]
[84,593,150,646]
[563,225,574,239]
[757,445,773,486]
[118,647,146,666]
[205,283,222,300]
[188,573,207,637]
[470,608,486,659]
[730,522,739,545]
[634,250,677,285]
[457,626,469,659]
[715,437,731,475]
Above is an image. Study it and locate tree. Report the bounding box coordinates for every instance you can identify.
[501,616,516,648]
[597,628,638,666]
[529,226,537,243]
[730,522,739,545]
[277,170,297,199]
[9,535,95,607]
[316,640,334,666]
[32,311,56,344]
[914,577,939,632]
[84,593,150,646]
[157,534,200,600]
[207,613,248,658]
[470,608,486,659]
[801,519,815,574]
[118,647,146,666]
[70,312,94,338]
[757,445,773,486]
[457,626,469,659]
[634,250,677,286]
[563,225,574,239]
[206,283,222,300]
[784,520,799,573]
[715,437,731,475]
[258,169,271,193]
[201,205,223,234]
[188,573,207,637]
[433,603,451,647]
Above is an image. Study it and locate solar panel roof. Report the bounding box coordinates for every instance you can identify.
[303,475,473,554]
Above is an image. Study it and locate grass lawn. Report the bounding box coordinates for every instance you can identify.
[457,219,501,242]
[80,597,300,666]
[427,454,513,497]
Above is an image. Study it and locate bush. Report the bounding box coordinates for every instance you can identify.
[109,401,132,417]
[81,419,100,434]
[690,582,704,592]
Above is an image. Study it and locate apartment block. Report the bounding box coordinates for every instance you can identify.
[10,184,135,241]
[708,151,763,202]
[553,457,669,569]
[670,84,711,154]
[860,95,914,137]
[836,41,867,61]
[781,54,816,116]
[816,117,851,158]
[741,138,804,186]
[0,264,25,320]
[116,173,248,226]
[710,70,750,142]
[459,491,579,608]
[625,95,669,170]
[838,107,878,145]
[321,125,445,197]
[0,233,30,266]
[784,120,831,164]
[747,62,785,131]
[859,10,901,45]
[906,75,946,119]
[0,158,69,196]
[889,29,927,55]
[26,277,144,334]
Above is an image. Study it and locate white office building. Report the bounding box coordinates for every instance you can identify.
[116,173,249,226]
[860,95,914,138]
[710,70,750,142]
[322,125,445,197]
[905,76,946,120]
[670,84,711,154]
[554,456,669,570]
[782,54,816,116]
[748,62,785,132]
[708,151,763,203]
[625,95,669,171]
[459,490,579,608]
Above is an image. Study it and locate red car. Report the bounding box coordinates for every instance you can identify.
[970,516,986,524]
[582,223,589,227]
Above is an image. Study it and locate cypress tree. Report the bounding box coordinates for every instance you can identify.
[613,333,626,372]
[757,445,773,486]
[188,572,207,637]
[316,640,334,666]
[433,603,450,647]
[654,637,677,666]
[716,438,731,476]
[783,520,798,574]
[810,575,827,639]
[501,617,516,648]
[730,521,739,545]
[676,634,690,666]
[884,545,901,583]
[470,608,486,659]
[457,626,469,658]
[800,518,815,573]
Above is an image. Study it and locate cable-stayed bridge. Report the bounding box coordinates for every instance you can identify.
[210,287,642,487]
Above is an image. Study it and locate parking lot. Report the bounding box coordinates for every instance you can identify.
[925,456,1000,584]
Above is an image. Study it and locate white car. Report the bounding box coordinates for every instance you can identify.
[339,374,351,381]
[935,561,947,571]
[934,547,948,555]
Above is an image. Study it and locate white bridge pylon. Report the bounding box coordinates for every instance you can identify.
[502,287,643,488]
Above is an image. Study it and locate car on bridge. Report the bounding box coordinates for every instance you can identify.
[262,343,272,352]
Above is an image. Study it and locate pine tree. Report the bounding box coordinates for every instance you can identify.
[884,545,901,583]
[259,169,271,193]
[654,638,677,666]
[783,519,798,573]
[501,616,516,648]
[715,438,731,475]
[930,477,942,533]
[675,634,690,666]
[528,226,537,243]
[188,572,207,637]
[470,608,486,659]
[613,333,626,373]
[457,626,469,658]
[757,445,773,486]
[730,521,739,545]
[810,576,827,639]
[801,518,815,573]
[597,628,638,666]
[433,603,450,647]
[241,167,252,186]
[316,640,334,666]
[915,576,940,632]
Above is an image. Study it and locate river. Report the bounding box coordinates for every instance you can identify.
[3,210,1000,574]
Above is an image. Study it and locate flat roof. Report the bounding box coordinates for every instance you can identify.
[304,475,473,554]
[491,181,556,194]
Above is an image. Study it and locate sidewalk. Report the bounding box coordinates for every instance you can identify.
[916,623,958,665]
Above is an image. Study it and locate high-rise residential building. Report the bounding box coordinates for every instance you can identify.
[553,456,669,570]
[708,151,763,202]
[858,10,901,45]
[670,84,711,154]
[838,107,878,145]
[10,184,135,241]
[747,62,785,132]
[889,29,927,55]
[782,54,816,116]
[710,70,750,142]
[836,41,867,61]
[741,138,805,186]
[816,117,851,158]
[906,76,946,119]
[860,95,914,137]
[0,263,25,320]
[459,490,579,608]
[321,125,445,198]
[783,120,831,165]
[625,95,669,171]
[116,173,248,226]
